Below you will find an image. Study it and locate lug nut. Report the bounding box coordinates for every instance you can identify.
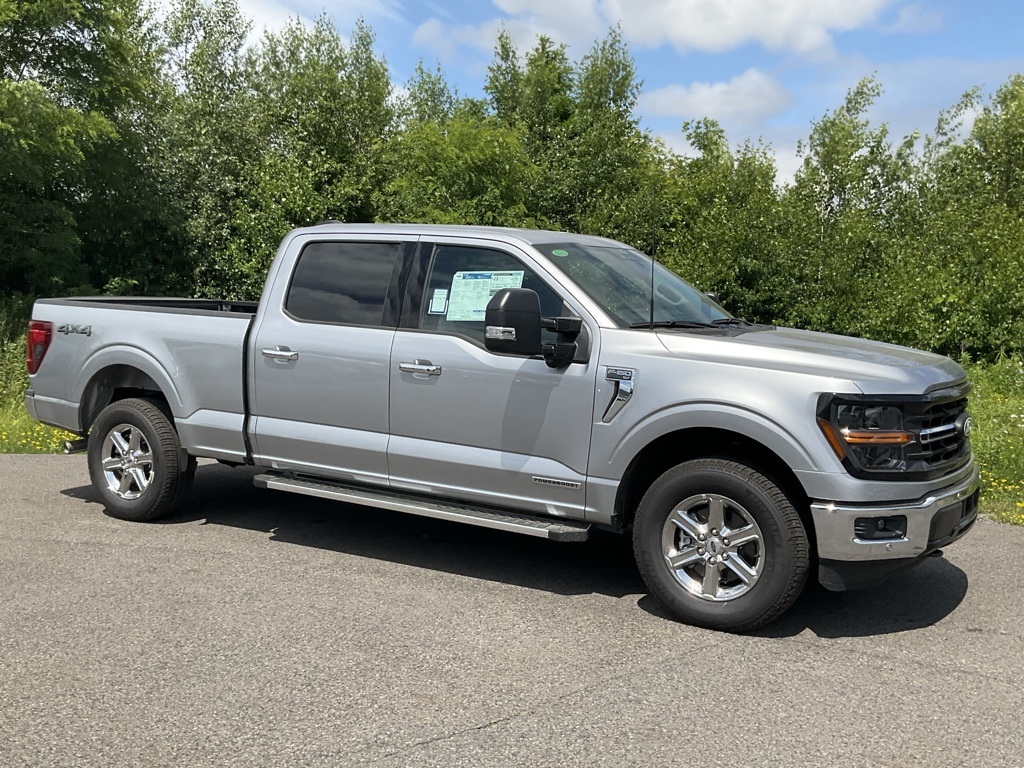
[711,529,719,536]
[698,548,706,556]
[723,538,730,546]
[698,534,706,541]
[721,552,729,560]
[709,557,717,565]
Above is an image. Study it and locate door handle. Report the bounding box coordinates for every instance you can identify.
[399,360,442,376]
[262,346,299,362]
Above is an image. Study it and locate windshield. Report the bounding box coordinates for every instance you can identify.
[535,242,730,328]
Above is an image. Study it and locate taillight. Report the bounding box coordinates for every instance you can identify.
[26,320,52,374]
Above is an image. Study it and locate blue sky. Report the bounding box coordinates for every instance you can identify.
[236,0,1024,181]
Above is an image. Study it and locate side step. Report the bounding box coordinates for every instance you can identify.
[253,473,591,542]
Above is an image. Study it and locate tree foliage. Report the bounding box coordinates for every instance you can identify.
[1,3,1022,358]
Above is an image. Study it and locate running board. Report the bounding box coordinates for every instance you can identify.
[253,473,591,542]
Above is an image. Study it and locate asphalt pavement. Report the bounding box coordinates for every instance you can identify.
[1,454,1022,767]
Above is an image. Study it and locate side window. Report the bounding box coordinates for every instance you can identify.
[285,241,400,326]
[419,245,567,346]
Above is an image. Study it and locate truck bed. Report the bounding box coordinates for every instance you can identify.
[27,296,256,462]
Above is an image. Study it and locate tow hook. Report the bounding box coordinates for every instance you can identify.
[63,438,89,454]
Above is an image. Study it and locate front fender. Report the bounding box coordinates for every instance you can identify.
[596,401,823,481]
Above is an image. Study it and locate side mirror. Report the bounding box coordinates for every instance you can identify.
[485,288,542,356]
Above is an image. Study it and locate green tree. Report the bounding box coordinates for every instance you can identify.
[1,0,163,295]
[216,16,394,298]
[658,120,783,322]
[375,110,537,226]
[779,77,918,338]
[158,0,254,298]
[909,76,1024,357]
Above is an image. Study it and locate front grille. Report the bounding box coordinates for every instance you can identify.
[905,395,970,474]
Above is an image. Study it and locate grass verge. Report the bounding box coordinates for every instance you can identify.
[969,355,1024,525]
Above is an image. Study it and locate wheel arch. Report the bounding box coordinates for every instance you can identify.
[613,426,814,548]
[76,351,183,432]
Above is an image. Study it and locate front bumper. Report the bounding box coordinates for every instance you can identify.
[809,463,980,564]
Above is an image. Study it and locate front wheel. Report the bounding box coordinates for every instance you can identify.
[87,398,193,522]
[633,458,809,632]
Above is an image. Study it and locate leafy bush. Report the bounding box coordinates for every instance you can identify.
[969,356,1024,524]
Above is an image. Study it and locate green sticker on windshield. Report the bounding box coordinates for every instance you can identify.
[551,249,569,257]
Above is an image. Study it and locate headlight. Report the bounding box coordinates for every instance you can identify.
[818,400,914,473]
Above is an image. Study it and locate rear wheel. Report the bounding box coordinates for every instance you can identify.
[633,458,809,632]
[87,398,193,522]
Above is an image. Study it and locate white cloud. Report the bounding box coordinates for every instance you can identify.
[882,3,943,35]
[639,69,792,125]
[772,144,804,186]
[414,0,605,60]
[237,0,404,37]
[414,0,893,62]
[237,0,308,36]
[606,0,891,55]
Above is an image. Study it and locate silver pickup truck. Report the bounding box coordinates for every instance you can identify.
[24,224,979,631]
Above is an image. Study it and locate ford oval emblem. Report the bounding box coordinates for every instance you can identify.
[955,413,973,439]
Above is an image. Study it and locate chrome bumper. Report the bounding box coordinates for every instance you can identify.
[810,464,980,561]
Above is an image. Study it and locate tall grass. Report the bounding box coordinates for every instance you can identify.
[0,297,1020,522]
[0,299,77,453]
[969,355,1024,525]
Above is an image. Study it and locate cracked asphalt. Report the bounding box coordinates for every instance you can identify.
[2,454,1023,767]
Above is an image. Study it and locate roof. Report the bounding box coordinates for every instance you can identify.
[296,222,625,248]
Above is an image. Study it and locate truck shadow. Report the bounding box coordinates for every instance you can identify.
[749,557,969,638]
[62,462,969,638]
[62,463,645,599]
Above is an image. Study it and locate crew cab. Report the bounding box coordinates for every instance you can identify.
[24,224,979,631]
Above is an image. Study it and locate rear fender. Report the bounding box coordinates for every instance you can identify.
[75,346,184,430]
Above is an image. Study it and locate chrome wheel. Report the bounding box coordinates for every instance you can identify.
[661,493,765,602]
[100,423,155,500]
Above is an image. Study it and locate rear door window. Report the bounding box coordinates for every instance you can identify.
[286,241,401,326]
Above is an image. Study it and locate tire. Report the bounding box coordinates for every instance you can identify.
[87,398,193,522]
[633,458,809,633]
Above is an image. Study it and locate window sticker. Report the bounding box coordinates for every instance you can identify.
[428,288,448,315]
[446,270,525,321]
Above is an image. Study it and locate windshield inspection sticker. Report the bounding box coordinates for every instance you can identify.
[428,288,448,315]
[446,270,525,321]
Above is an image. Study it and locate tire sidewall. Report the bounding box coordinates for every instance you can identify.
[634,461,804,631]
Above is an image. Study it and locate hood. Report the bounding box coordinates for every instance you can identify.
[654,326,967,396]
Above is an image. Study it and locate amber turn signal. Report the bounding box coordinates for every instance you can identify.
[840,429,914,445]
[817,418,846,460]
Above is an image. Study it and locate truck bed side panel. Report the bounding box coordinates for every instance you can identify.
[28,301,252,461]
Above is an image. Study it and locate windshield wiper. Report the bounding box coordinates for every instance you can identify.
[628,320,718,329]
[711,317,753,327]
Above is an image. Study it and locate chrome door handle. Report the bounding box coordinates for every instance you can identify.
[399,360,442,376]
[262,346,298,362]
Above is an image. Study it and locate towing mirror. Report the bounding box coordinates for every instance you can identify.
[485,288,543,356]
